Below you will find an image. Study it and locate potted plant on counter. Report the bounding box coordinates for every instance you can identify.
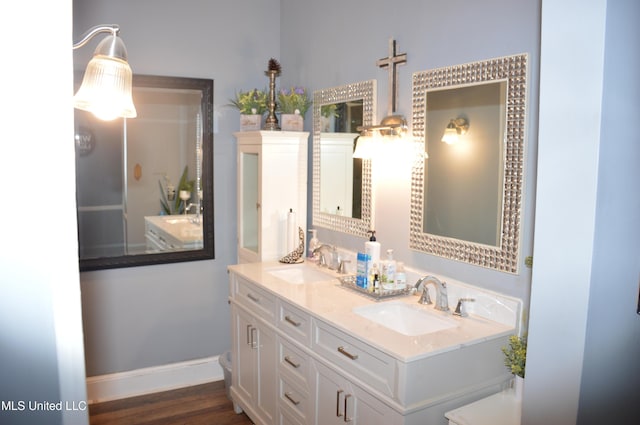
[278,86,311,131]
[228,88,268,131]
[502,334,527,399]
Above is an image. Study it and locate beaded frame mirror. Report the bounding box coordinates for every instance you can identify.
[409,54,527,273]
[312,80,376,237]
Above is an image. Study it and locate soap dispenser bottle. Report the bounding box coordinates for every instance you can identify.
[381,249,397,289]
[307,229,319,259]
[365,230,381,266]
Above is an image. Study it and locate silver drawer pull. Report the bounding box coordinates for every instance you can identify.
[284,315,301,327]
[284,391,300,406]
[247,293,260,303]
[337,346,358,360]
[336,389,344,417]
[284,355,300,368]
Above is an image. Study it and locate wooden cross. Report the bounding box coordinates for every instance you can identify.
[376,39,407,115]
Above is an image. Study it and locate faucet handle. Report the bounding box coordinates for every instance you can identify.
[453,298,476,317]
[337,259,350,274]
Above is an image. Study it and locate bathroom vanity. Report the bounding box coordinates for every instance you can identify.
[228,261,519,425]
[144,214,203,252]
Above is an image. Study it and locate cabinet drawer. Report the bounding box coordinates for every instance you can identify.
[278,338,309,391]
[233,276,276,322]
[278,376,310,424]
[312,319,397,398]
[277,300,311,346]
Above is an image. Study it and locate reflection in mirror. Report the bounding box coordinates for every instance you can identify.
[75,75,214,271]
[319,100,362,218]
[410,54,527,273]
[425,82,506,246]
[313,80,376,237]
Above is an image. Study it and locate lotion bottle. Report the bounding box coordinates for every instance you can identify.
[365,230,381,266]
[381,249,397,289]
[307,229,319,260]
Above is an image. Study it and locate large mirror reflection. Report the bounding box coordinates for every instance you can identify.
[319,100,362,218]
[75,74,215,271]
[424,82,506,246]
[313,80,376,237]
[410,54,527,273]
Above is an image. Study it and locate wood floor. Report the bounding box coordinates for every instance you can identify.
[89,381,254,425]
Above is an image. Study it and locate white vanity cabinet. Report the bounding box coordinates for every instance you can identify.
[234,131,309,264]
[228,264,516,425]
[229,269,400,425]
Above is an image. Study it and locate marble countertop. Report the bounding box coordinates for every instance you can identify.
[228,261,514,363]
[145,214,203,242]
[445,389,521,425]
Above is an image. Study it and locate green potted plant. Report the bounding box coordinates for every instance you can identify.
[228,89,268,130]
[278,86,312,131]
[159,166,195,215]
[320,103,339,131]
[502,334,527,398]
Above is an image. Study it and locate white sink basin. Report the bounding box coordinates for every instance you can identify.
[353,301,457,336]
[267,264,336,284]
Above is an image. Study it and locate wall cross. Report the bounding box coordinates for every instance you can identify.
[376,38,407,115]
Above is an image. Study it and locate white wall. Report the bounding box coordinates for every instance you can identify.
[0,0,88,424]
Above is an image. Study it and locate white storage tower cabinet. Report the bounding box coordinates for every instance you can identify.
[234,131,309,263]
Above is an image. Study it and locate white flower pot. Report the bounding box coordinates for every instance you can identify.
[513,375,524,400]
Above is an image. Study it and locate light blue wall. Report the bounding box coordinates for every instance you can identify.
[578,0,640,425]
[526,0,640,424]
[280,0,540,302]
[77,0,541,376]
[578,0,640,422]
[74,0,281,375]
[76,0,541,376]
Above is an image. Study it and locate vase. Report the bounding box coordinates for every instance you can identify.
[240,114,261,131]
[281,113,303,131]
[512,375,524,400]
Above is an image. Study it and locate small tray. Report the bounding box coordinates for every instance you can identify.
[338,275,411,301]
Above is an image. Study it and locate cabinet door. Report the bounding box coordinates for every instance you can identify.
[255,319,277,424]
[232,306,256,407]
[232,305,277,425]
[238,146,260,262]
[313,360,350,425]
[312,360,399,425]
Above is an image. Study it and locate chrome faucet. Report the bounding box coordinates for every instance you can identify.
[414,275,450,312]
[313,244,338,270]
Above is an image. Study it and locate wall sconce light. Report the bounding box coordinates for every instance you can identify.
[441,118,469,144]
[73,25,136,121]
[354,39,408,159]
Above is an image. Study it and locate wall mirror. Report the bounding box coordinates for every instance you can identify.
[74,74,215,271]
[410,54,527,273]
[312,80,376,237]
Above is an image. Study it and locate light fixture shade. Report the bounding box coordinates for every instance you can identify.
[74,35,136,120]
[441,127,459,144]
[353,134,374,159]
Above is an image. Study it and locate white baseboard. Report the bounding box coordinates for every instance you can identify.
[86,355,224,404]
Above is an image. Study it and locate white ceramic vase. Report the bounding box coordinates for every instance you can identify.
[513,375,524,400]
